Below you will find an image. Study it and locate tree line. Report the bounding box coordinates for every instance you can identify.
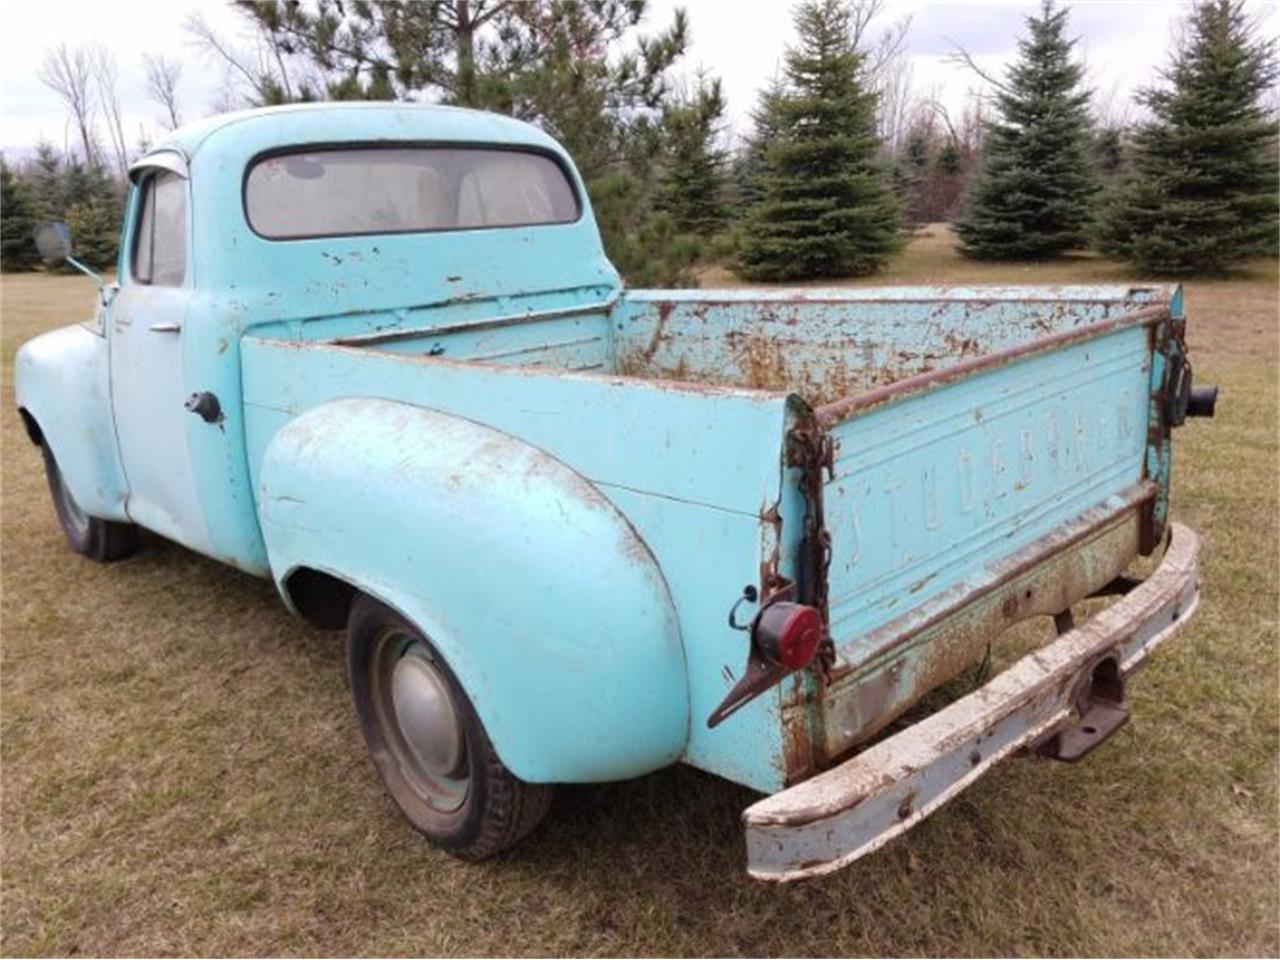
[2,42,183,273]
[2,0,1276,280]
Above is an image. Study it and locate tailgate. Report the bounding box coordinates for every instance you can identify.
[806,305,1169,758]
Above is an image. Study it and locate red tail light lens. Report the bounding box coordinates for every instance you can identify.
[753,602,823,671]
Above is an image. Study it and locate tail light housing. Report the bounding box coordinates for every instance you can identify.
[708,598,825,728]
[754,602,823,671]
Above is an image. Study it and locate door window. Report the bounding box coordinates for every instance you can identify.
[132,171,187,286]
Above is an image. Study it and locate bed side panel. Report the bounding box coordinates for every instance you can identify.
[241,338,800,791]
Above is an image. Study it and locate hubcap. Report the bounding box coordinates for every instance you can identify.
[374,633,469,812]
[391,649,464,778]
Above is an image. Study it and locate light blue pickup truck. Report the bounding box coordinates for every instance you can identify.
[15,103,1216,881]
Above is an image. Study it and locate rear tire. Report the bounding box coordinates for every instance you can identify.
[346,594,552,860]
[40,445,137,562]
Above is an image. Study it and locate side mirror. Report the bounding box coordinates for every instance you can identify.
[33,221,72,265]
[32,220,108,291]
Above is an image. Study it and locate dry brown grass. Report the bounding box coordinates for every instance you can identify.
[2,228,1277,957]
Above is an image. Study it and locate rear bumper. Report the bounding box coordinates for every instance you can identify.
[743,522,1201,882]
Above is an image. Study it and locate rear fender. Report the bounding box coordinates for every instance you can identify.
[257,397,689,783]
[14,324,130,520]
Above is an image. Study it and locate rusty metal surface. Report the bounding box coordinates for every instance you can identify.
[611,289,1174,410]
[743,522,1201,882]
[814,304,1170,426]
[818,485,1150,758]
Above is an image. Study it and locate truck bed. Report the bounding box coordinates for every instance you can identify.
[243,283,1179,790]
[319,285,1173,405]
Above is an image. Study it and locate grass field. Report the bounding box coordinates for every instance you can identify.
[2,228,1277,957]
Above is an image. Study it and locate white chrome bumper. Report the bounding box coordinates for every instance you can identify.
[744,523,1202,882]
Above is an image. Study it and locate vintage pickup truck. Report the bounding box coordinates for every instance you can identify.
[16,103,1217,881]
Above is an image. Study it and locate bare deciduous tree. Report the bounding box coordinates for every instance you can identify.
[143,53,184,130]
[186,11,311,106]
[943,43,1010,96]
[89,45,129,179]
[850,0,910,81]
[847,0,915,153]
[37,43,98,165]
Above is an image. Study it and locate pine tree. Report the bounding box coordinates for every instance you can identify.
[1,157,41,271]
[28,142,66,223]
[733,78,786,212]
[659,77,729,237]
[737,0,901,281]
[954,0,1095,259]
[937,141,962,175]
[1091,126,1126,179]
[1094,0,1278,274]
[21,145,123,271]
[225,1,705,285]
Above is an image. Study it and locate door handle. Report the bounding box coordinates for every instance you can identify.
[149,321,182,333]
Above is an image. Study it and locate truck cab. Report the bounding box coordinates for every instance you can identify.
[15,103,1215,879]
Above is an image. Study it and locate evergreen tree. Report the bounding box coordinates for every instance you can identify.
[737,0,901,281]
[591,172,701,287]
[1094,0,1278,274]
[659,76,729,236]
[954,0,1095,259]
[1,157,41,271]
[733,78,786,212]
[1091,126,1126,178]
[223,1,706,285]
[17,145,123,271]
[937,141,962,175]
[904,133,929,170]
[28,142,66,222]
[61,160,123,270]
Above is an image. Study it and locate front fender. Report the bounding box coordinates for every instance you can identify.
[258,397,689,783]
[14,324,129,521]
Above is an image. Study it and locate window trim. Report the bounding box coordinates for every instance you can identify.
[241,140,584,242]
[128,149,188,184]
[130,175,156,284]
[129,170,188,288]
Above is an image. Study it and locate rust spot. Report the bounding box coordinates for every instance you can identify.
[634,301,675,366]
[815,304,1170,427]
[908,574,934,594]
[758,499,784,597]
[782,706,815,784]
[819,495,1147,756]
[897,790,917,821]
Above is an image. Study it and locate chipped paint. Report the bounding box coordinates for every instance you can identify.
[744,523,1201,882]
[14,101,1206,875]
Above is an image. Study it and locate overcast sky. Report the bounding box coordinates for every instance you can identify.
[2,0,1277,158]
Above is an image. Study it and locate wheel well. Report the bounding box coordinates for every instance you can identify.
[284,567,357,630]
[17,408,42,446]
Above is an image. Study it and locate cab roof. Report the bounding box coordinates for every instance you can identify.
[138,102,568,169]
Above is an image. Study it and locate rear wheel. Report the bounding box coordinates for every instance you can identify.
[346,595,552,859]
[40,446,137,561]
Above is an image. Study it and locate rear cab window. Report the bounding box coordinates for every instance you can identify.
[244,146,581,240]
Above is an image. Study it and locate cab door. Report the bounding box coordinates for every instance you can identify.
[108,164,212,553]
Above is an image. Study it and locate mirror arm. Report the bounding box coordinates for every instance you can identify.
[64,255,106,288]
